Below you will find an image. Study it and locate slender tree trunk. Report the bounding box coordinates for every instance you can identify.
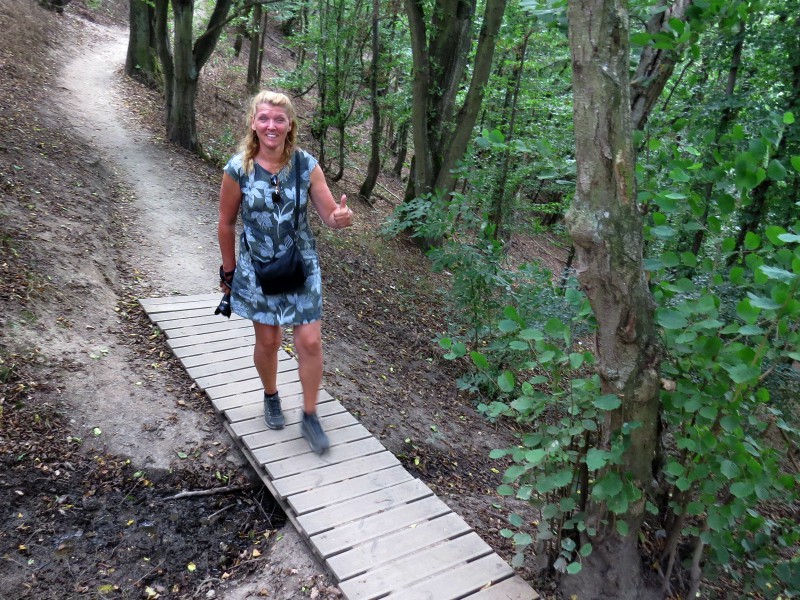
[563,1,662,598]
[630,0,695,131]
[247,4,263,93]
[690,23,745,256]
[489,31,530,240]
[731,14,800,259]
[359,0,382,199]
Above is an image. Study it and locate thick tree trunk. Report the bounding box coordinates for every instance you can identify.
[564,1,662,598]
[126,0,156,84]
[168,0,198,150]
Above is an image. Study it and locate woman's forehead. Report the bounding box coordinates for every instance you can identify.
[254,103,289,117]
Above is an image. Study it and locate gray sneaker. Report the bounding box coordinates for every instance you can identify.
[264,392,285,430]
[301,412,329,455]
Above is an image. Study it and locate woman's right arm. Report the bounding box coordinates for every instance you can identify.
[218,172,242,273]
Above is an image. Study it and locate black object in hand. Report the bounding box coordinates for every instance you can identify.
[215,293,232,318]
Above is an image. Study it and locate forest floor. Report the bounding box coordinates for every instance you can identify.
[0,1,566,599]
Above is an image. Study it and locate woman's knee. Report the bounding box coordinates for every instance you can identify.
[254,324,282,354]
[294,324,322,357]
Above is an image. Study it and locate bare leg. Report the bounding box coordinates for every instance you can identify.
[293,321,323,414]
[253,322,282,394]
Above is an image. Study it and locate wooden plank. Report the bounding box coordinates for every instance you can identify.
[186,353,295,379]
[229,399,346,438]
[156,313,245,330]
[273,452,400,497]
[170,335,255,359]
[139,293,219,307]
[166,326,254,349]
[382,554,515,600]
[217,385,334,419]
[288,465,414,516]
[145,306,239,323]
[203,368,299,397]
[327,512,472,581]
[165,319,254,339]
[242,409,355,449]
[311,495,452,558]
[262,435,384,479]
[298,478,433,535]
[464,576,539,600]
[246,419,366,460]
[140,298,221,314]
[178,344,255,368]
[338,532,492,600]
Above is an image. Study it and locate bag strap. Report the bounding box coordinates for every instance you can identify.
[292,150,301,235]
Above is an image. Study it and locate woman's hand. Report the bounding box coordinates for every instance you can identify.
[332,195,353,229]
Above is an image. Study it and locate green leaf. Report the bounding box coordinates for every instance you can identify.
[759,265,796,283]
[497,484,514,496]
[566,562,582,575]
[498,371,515,392]
[791,156,800,172]
[579,543,593,557]
[489,449,508,459]
[594,394,621,411]
[509,341,528,351]
[784,111,795,125]
[586,448,610,470]
[720,460,740,479]
[767,159,787,181]
[470,351,489,369]
[651,225,677,239]
[569,353,584,369]
[525,449,547,465]
[744,232,761,250]
[722,363,760,384]
[499,319,519,333]
[616,521,630,536]
[656,309,687,329]
[730,481,754,498]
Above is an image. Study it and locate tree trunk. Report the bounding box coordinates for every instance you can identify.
[563,1,662,598]
[359,0,382,200]
[126,0,156,85]
[149,0,234,152]
[247,4,263,93]
[489,31,530,240]
[168,0,198,149]
[404,0,506,204]
[630,0,695,131]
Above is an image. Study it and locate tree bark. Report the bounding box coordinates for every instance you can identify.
[359,0,382,199]
[126,0,157,84]
[564,1,662,598]
[246,4,263,93]
[630,0,694,132]
[404,0,506,204]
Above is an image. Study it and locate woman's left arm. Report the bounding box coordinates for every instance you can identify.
[309,164,353,229]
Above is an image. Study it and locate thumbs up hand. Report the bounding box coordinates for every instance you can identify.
[332,195,353,229]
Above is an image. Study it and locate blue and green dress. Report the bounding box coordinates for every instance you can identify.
[223,149,322,326]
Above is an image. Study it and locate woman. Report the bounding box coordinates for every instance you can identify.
[218,91,353,455]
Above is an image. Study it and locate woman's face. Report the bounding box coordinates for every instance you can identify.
[251,103,291,152]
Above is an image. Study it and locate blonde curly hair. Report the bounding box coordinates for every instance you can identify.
[238,91,298,174]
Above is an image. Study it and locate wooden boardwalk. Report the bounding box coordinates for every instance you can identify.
[140,293,539,600]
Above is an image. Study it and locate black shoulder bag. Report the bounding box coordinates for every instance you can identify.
[249,151,309,295]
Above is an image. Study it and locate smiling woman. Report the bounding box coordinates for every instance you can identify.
[217,90,354,456]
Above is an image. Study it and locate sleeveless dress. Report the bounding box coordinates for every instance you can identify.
[224,149,322,326]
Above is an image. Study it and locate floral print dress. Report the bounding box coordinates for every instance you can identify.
[224,149,322,326]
